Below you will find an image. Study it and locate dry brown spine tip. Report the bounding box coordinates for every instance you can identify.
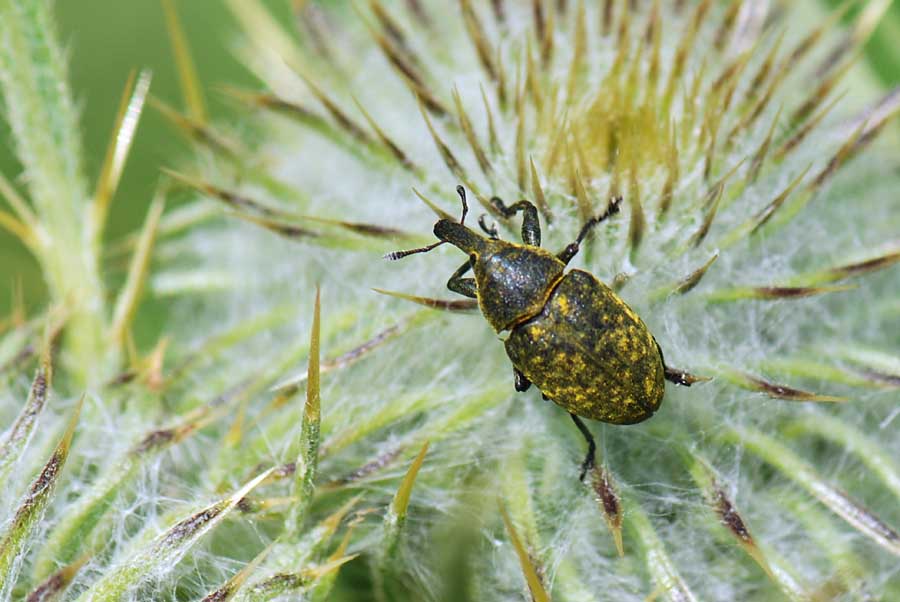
[452,86,493,179]
[352,95,419,173]
[298,74,374,146]
[739,372,847,402]
[369,0,409,51]
[828,250,900,280]
[459,0,499,82]
[714,488,753,543]
[332,447,404,486]
[373,288,479,312]
[230,213,321,241]
[590,466,624,556]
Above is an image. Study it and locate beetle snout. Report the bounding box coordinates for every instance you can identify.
[434,219,486,255]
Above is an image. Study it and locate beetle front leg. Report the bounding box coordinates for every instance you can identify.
[557,196,622,265]
[478,214,500,240]
[490,197,541,247]
[570,414,597,482]
[447,259,477,299]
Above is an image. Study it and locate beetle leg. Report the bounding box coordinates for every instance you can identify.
[655,340,711,386]
[478,214,500,239]
[570,414,597,482]
[557,196,623,265]
[447,259,477,299]
[664,366,710,386]
[489,197,541,247]
[513,368,531,392]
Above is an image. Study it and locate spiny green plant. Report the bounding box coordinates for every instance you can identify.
[1,0,899,600]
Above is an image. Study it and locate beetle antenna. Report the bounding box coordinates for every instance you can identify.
[384,240,444,261]
[386,185,472,260]
[456,185,469,225]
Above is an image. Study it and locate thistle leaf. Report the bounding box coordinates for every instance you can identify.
[90,69,152,247]
[728,426,900,558]
[109,191,165,351]
[499,502,550,602]
[0,396,82,600]
[288,288,321,533]
[74,468,272,602]
[685,451,808,602]
[33,407,221,580]
[197,545,271,602]
[161,0,206,123]
[0,349,51,483]
[627,496,698,602]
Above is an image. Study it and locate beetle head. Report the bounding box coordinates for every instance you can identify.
[433,219,488,255]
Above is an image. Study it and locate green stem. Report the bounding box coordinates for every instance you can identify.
[0,0,106,385]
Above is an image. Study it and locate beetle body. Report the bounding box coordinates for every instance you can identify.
[434,217,664,424]
[389,188,696,479]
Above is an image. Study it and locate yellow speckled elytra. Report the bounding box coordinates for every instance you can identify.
[388,186,701,480]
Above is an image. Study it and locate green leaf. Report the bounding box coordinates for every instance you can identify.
[627,495,699,602]
[0,0,104,383]
[0,396,82,600]
[288,287,321,534]
[726,426,900,557]
[0,351,51,483]
[74,468,272,602]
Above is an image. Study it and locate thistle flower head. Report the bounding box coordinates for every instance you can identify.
[1,1,899,601]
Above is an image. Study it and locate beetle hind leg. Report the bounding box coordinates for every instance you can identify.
[570,414,597,482]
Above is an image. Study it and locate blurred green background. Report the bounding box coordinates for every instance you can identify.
[0,0,290,317]
[1,0,898,317]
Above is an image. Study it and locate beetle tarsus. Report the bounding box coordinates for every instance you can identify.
[570,414,597,482]
[514,369,531,392]
[664,366,711,386]
[478,214,499,239]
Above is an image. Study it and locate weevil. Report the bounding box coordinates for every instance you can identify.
[388,186,702,480]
